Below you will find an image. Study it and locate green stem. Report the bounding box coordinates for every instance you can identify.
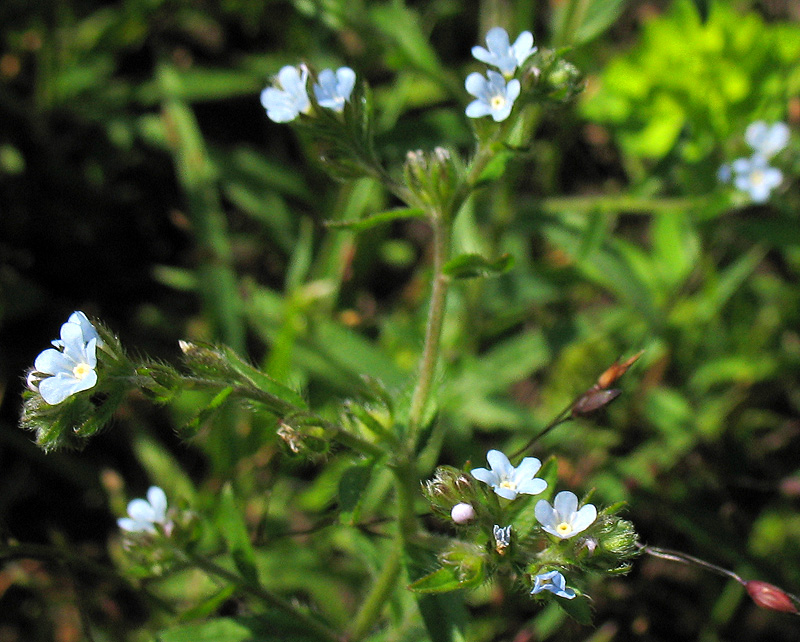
[538,195,701,215]
[187,553,343,642]
[347,545,403,641]
[407,213,451,440]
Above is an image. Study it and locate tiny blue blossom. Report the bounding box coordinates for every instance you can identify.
[472,27,536,77]
[717,163,732,184]
[313,67,356,112]
[471,449,547,500]
[52,311,102,349]
[261,65,311,123]
[493,524,512,553]
[32,317,98,405]
[731,155,783,203]
[745,121,790,159]
[465,71,521,122]
[531,570,576,600]
[118,486,172,535]
[535,491,597,540]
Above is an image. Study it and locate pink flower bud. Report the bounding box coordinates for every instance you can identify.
[745,581,798,614]
[451,502,476,524]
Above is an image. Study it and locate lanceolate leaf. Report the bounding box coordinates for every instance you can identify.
[443,253,514,280]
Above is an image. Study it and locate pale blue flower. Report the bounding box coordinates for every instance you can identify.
[535,491,597,539]
[118,486,172,534]
[472,27,536,77]
[313,67,356,112]
[465,71,520,122]
[52,311,102,349]
[717,163,732,184]
[261,65,311,123]
[531,570,576,599]
[33,319,98,405]
[493,524,512,553]
[745,121,790,159]
[731,155,783,203]
[471,449,547,500]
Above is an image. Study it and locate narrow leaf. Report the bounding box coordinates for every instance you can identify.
[217,483,259,585]
[443,253,514,280]
[326,207,426,232]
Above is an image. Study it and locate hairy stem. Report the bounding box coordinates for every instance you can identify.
[407,213,451,441]
[347,545,403,641]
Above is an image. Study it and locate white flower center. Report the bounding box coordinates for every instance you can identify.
[73,362,92,380]
[490,94,507,111]
[556,521,572,536]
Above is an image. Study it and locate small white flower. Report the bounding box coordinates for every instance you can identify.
[535,491,597,539]
[472,27,536,77]
[531,570,576,599]
[731,155,783,203]
[745,121,790,159]
[33,320,98,405]
[471,449,547,500]
[451,502,476,524]
[260,65,311,123]
[313,67,356,112]
[118,486,172,535]
[465,71,520,122]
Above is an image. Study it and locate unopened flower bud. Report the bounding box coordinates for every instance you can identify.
[745,581,799,614]
[451,502,476,524]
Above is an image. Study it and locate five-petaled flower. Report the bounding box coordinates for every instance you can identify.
[731,155,783,203]
[31,312,99,405]
[471,449,547,500]
[261,65,311,123]
[313,67,356,112]
[535,490,597,539]
[745,121,790,159]
[531,570,576,599]
[472,27,536,77]
[118,486,173,535]
[465,71,521,122]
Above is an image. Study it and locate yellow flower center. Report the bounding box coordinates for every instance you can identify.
[556,522,572,536]
[750,170,764,186]
[499,480,517,490]
[73,362,92,380]
[490,95,506,111]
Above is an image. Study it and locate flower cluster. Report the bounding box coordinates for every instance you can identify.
[261,64,356,123]
[465,450,601,600]
[27,311,100,405]
[719,121,790,203]
[465,27,536,123]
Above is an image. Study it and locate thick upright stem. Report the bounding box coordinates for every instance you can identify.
[407,214,450,440]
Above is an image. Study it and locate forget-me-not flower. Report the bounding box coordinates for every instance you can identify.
[535,491,597,539]
[493,524,512,554]
[531,570,576,599]
[118,486,172,535]
[745,121,790,159]
[731,154,783,203]
[32,315,99,405]
[261,65,311,123]
[471,449,547,500]
[52,311,102,349]
[313,67,356,112]
[472,27,536,77]
[465,71,520,122]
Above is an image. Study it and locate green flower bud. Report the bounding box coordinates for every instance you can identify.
[423,465,482,520]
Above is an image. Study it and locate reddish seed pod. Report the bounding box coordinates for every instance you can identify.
[596,350,644,389]
[745,581,799,614]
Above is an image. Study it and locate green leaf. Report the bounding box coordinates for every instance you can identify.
[408,562,483,594]
[443,253,515,280]
[221,345,308,411]
[217,483,259,585]
[338,462,373,516]
[326,207,426,232]
[554,594,594,625]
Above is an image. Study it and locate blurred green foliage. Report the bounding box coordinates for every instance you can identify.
[2,0,800,641]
